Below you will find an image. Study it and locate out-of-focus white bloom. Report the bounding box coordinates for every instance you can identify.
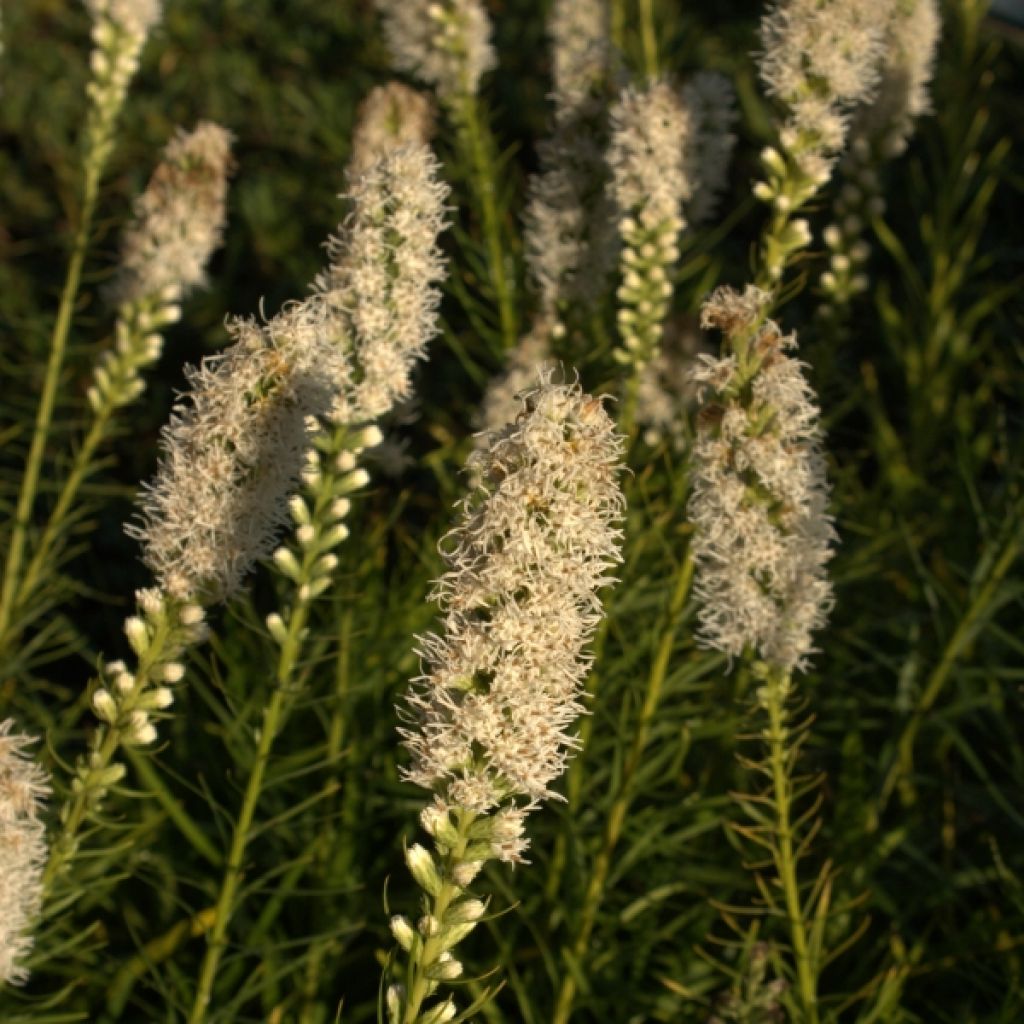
[474,319,556,445]
[682,72,739,224]
[373,0,495,103]
[818,1,939,314]
[317,146,450,423]
[523,0,619,318]
[855,0,941,158]
[112,122,233,305]
[608,81,692,367]
[550,0,616,121]
[84,0,161,109]
[349,83,436,177]
[85,0,161,40]
[524,130,618,317]
[688,286,836,671]
[127,305,353,601]
[0,719,50,986]
[759,0,887,184]
[401,377,625,858]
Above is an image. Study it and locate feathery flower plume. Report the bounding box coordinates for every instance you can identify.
[0,720,50,986]
[373,0,495,104]
[130,145,449,602]
[111,121,233,307]
[523,0,619,321]
[819,0,940,311]
[389,376,625,1023]
[127,307,353,602]
[687,286,836,671]
[682,71,739,225]
[349,82,436,178]
[854,0,941,160]
[549,0,616,121]
[316,145,450,423]
[607,80,692,368]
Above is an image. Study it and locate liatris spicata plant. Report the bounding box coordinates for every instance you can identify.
[98,119,234,431]
[349,82,436,178]
[688,284,837,1020]
[387,376,626,1024]
[820,0,941,315]
[688,287,835,671]
[0,720,49,987]
[0,0,161,659]
[607,81,691,389]
[754,0,886,285]
[372,0,516,350]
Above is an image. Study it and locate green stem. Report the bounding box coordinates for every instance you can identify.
[400,811,476,1024]
[0,162,103,646]
[638,0,658,79]
[763,671,819,1024]
[551,552,693,1024]
[188,599,311,1024]
[453,92,517,351]
[7,409,112,638]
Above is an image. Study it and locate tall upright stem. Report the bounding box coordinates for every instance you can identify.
[453,93,517,351]
[763,671,819,1024]
[0,163,102,645]
[551,552,693,1024]
[188,599,310,1024]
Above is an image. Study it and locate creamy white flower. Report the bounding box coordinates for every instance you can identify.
[524,128,618,315]
[550,0,616,121]
[608,80,692,230]
[854,0,941,157]
[608,80,693,366]
[349,83,436,178]
[127,305,353,601]
[112,122,233,305]
[688,286,836,671]
[317,146,450,423]
[85,0,161,41]
[129,145,449,600]
[401,377,625,858]
[0,719,49,986]
[759,0,887,181]
[373,0,495,103]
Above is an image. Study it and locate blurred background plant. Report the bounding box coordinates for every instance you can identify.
[0,0,1022,1021]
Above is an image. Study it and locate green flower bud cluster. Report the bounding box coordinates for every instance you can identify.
[266,424,379,624]
[387,803,505,1024]
[613,213,681,368]
[87,296,181,415]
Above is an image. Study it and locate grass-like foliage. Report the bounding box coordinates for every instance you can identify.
[1,0,1022,1021]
